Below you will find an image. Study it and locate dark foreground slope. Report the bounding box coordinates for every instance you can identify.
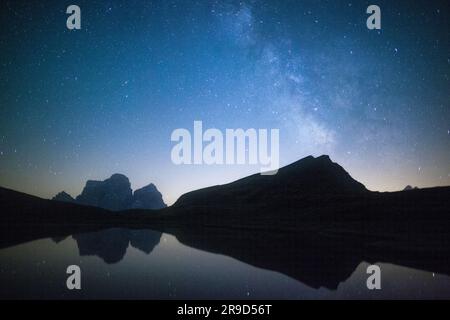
[0,155,449,288]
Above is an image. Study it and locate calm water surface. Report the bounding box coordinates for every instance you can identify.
[0,228,449,299]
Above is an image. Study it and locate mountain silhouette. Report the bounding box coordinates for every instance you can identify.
[165,155,371,228]
[53,174,166,211]
[174,155,367,209]
[52,191,75,203]
[403,185,419,191]
[76,174,133,211]
[132,184,167,209]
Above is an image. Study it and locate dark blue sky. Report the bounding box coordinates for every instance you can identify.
[0,0,449,204]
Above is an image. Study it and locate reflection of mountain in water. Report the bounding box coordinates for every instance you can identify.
[69,229,161,264]
[168,227,361,289]
[168,225,450,290]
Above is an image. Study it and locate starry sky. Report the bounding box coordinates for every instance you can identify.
[0,0,449,205]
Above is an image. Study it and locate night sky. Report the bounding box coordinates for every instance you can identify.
[0,0,449,204]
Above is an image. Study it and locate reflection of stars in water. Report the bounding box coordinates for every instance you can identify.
[35,260,46,267]
[245,283,250,297]
[168,281,177,298]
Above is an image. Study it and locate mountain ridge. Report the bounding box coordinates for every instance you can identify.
[173,155,368,209]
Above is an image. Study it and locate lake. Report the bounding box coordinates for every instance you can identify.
[1,228,449,299]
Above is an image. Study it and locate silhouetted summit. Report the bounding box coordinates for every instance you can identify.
[76,174,133,211]
[403,185,419,191]
[53,174,166,211]
[174,155,368,209]
[132,184,167,209]
[52,191,75,203]
[267,154,367,194]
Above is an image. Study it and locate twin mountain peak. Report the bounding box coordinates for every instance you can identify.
[52,173,166,211]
